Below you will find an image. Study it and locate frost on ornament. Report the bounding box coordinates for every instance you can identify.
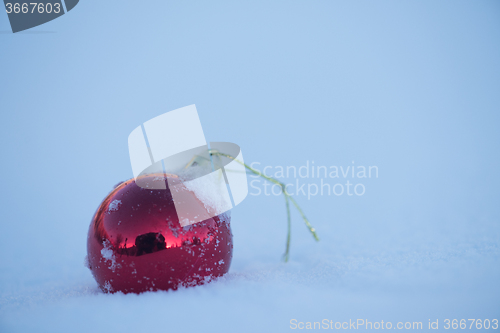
[101,240,120,272]
[103,281,114,293]
[107,199,122,213]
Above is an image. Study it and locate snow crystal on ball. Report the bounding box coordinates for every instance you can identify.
[107,199,122,213]
[101,240,120,272]
[103,281,114,293]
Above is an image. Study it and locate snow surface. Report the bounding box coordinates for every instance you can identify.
[0,209,498,332]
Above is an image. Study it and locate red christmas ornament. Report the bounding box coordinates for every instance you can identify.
[86,174,233,293]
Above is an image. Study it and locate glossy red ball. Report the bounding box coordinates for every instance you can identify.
[86,174,233,293]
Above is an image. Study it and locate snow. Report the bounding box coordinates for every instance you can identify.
[107,200,122,213]
[0,212,498,332]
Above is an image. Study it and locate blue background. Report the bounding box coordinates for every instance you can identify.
[1,1,499,332]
